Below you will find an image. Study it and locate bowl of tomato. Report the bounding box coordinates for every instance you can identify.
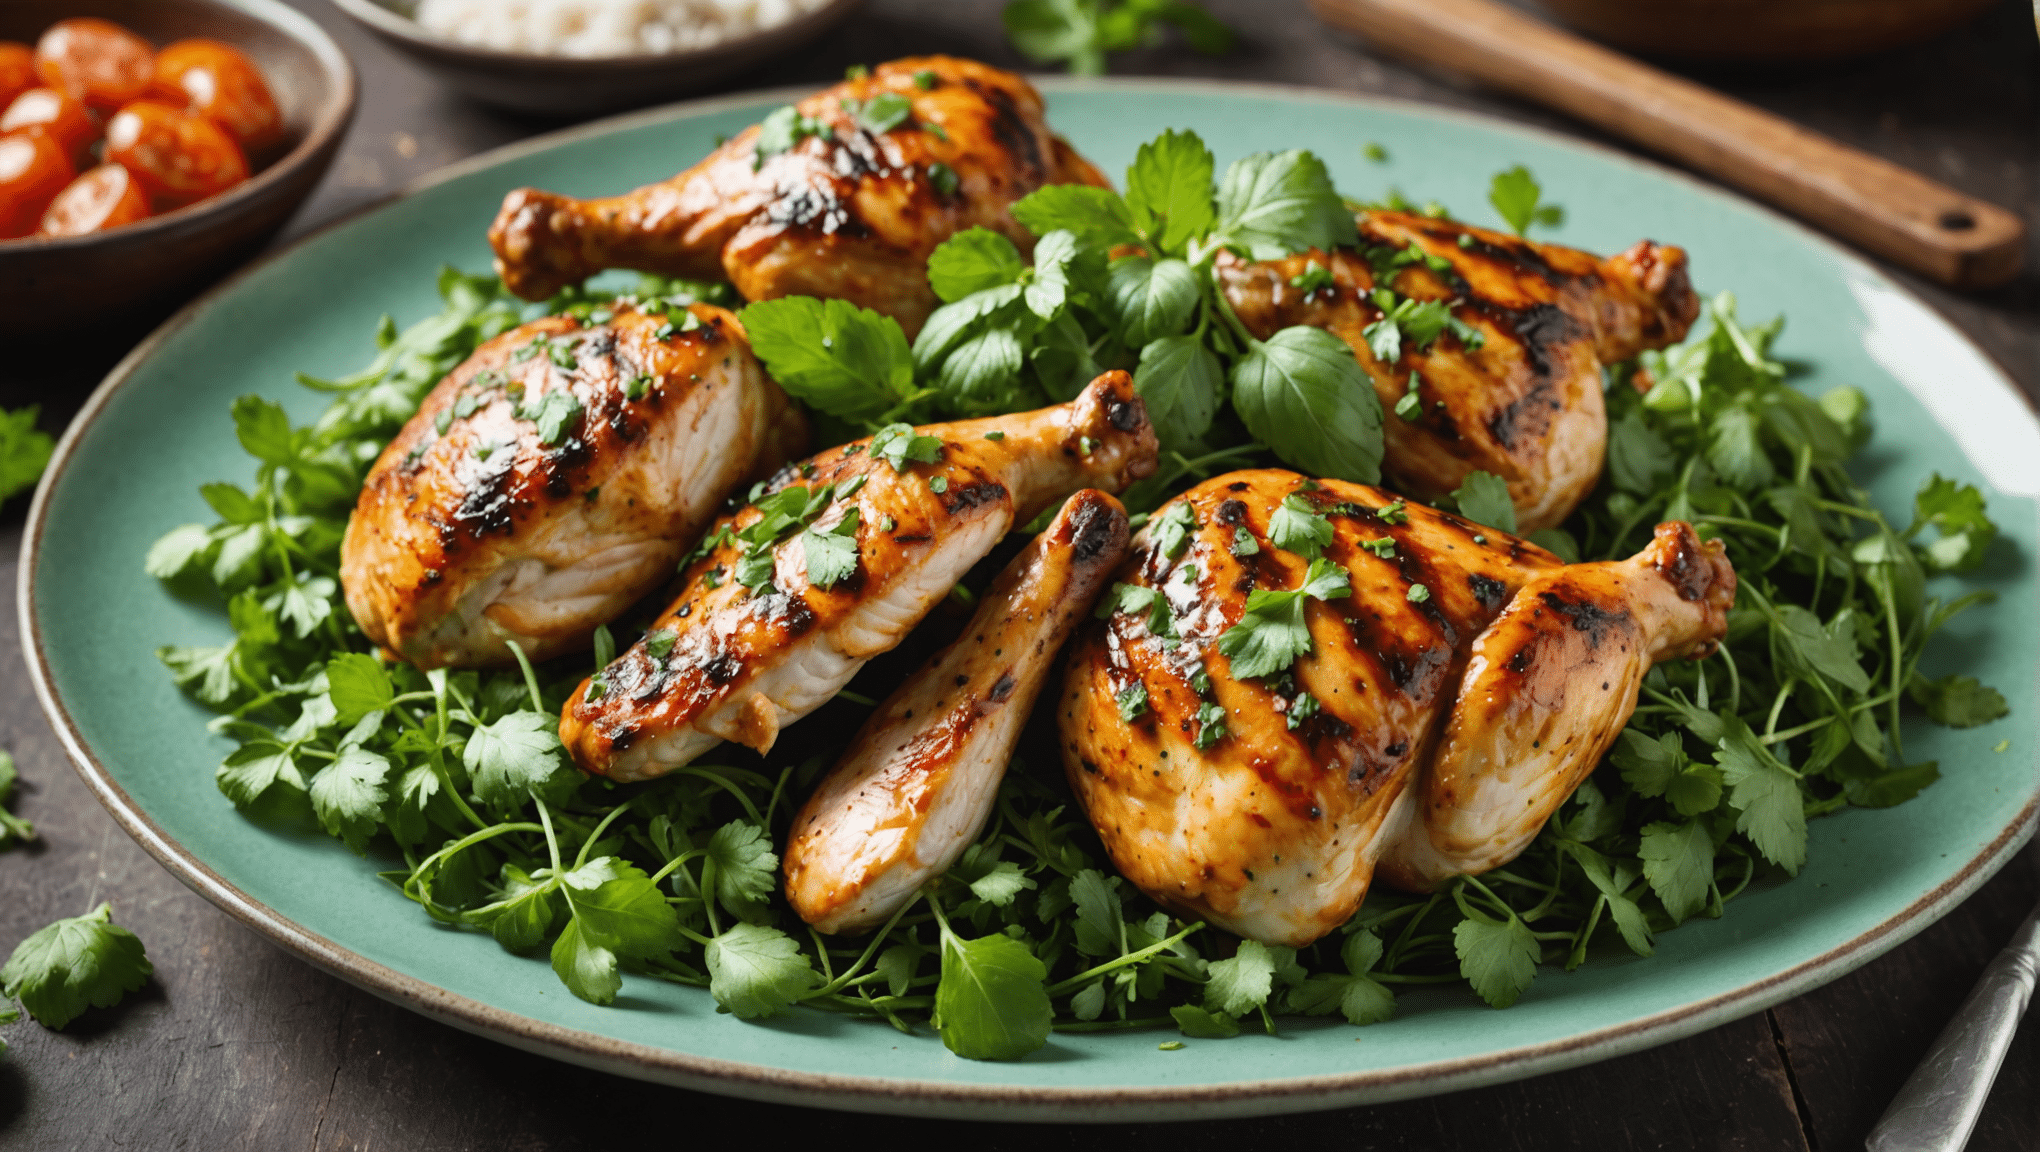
[0,0,355,335]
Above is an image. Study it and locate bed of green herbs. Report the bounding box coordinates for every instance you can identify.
[142,126,2008,1061]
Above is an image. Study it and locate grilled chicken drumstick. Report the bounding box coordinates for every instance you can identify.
[561,371,1158,783]
[1060,470,1734,948]
[341,303,803,669]
[784,489,1130,935]
[488,56,1110,337]
[1219,211,1698,532]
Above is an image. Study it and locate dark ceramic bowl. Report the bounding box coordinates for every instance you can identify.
[329,0,861,116]
[0,0,355,336]
[1533,0,1999,60]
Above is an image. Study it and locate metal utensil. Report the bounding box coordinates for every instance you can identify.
[1865,898,2040,1151]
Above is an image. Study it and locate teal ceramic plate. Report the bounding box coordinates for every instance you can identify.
[21,79,2040,1121]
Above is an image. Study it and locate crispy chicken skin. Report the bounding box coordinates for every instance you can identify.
[1219,211,1699,532]
[1059,470,1734,947]
[341,304,803,669]
[487,56,1111,336]
[784,489,1130,934]
[561,372,1158,783]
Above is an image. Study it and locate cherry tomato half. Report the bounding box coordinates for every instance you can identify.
[0,42,34,112]
[37,162,150,237]
[2,88,98,167]
[35,18,154,113]
[0,130,76,239]
[105,99,247,208]
[153,39,282,153]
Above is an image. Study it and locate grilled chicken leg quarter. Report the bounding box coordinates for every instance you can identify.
[488,56,1111,337]
[1220,211,1699,533]
[341,303,803,669]
[784,489,1130,935]
[1060,470,1735,948]
[561,371,1158,783]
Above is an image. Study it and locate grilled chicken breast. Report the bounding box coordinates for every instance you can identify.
[1219,211,1699,532]
[784,489,1130,934]
[1060,470,1734,947]
[488,56,1110,337]
[341,303,803,669]
[561,371,1158,782]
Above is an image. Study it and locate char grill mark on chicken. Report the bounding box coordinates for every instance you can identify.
[340,303,803,670]
[1218,211,1699,533]
[784,489,1130,935]
[1059,469,1734,948]
[561,371,1158,783]
[487,56,1111,337]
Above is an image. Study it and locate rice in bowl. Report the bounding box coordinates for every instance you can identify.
[411,0,834,58]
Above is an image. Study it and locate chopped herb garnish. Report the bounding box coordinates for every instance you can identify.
[928,161,959,197]
[1289,261,1336,294]
[1230,527,1260,557]
[983,430,1006,441]
[625,374,650,400]
[1116,683,1149,721]
[1286,691,1320,730]
[1394,372,1424,421]
[1193,702,1228,749]
[644,628,678,660]
[930,476,949,493]
[1214,557,1352,679]
[1152,501,1197,561]
[1268,493,1333,559]
[1360,536,1395,558]
[1363,142,1388,162]
[1376,499,1408,525]
[1406,583,1430,604]
[1098,582,1174,638]
[913,69,937,89]
[753,104,833,169]
[869,423,943,470]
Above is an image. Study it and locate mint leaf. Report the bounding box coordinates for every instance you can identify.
[936,930,1052,1060]
[1010,183,1139,250]
[1108,256,1200,347]
[740,297,914,423]
[1133,336,1222,450]
[707,923,820,1019]
[1213,149,1357,259]
[927,227,1027,303]
[1231,326,1384,484]
[1,903,152,1029]
[1452,471,1517,534]
[1638,819,1713,924]
[464,711,567,810]
[1124,128,1216,255]
[1453,913,1539,1008]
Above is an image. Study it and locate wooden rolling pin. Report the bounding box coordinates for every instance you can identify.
[1308,0,2026,290]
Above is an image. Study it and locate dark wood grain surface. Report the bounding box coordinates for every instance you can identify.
[2,1,2036,1147]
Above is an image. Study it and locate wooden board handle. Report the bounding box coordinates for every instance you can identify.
[1308,0,2026,289]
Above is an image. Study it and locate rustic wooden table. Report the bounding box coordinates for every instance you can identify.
[2,1,2036,1147]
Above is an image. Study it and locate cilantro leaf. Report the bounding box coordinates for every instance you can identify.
[464,711,568,810]
[1133,336,1222,451]
[1231,326,1385,484]
[1845,760,1942,808]
[965,859,1037,907]
[1451,471,1517,534]
[1715,726,1807,874]
[1606,408,1674,496]
[867,423,944,471]
[1638,819,1714,924]
[309,747,391,854]
[1097,582,1174,637]
[740,297,914,423]
[0,405,54,503]
[1169,1004,1240,1038]
[927,227,1027,303]
[1909,474,1996,572]
[1204,938,1276,1016]
[326,652,394,726]
[705,821,781,914]
[1216,558,1350,678]
[531,387,583,446]
[1909,673,2009,728]
[1004,0,1234,76]
[1,903,152,1029]
[1488,165,1563,236]
[1010,183,1140,250]
[753,104,831,166]
[801,509,862,589]
[1151,500,1198,561]
[1268,493,1334,559]
[0,749,34,848]
[704,923,819,1020]
[1213,149,1357,259]
[935,929,1052,1059]
[1453,913,1539,1008]
[1024,229,1081,319]
[216,742,307,807]
[1124,128,1216,256]
[476,864,558,951]
[1069,868,1123,957]
[561,857,683,960]
[550,917,621,1005]
[1116,682,1149,721]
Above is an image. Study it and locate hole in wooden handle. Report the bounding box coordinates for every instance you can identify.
[1939,209,1977,232]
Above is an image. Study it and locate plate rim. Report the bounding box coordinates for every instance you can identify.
[19,75,2040,1122]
